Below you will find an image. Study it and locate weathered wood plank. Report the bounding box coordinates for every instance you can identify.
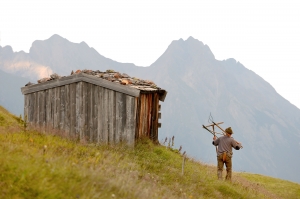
[135,96,141,140]
[21,73,140,97]
[60,85,65,131]
[39,91,43,129]
[143,94,147,137]
[125,95,136,146]
[143,94,148,136]
[32,93,35,125]
[140,94,144,137]
[88,83,94,142]
[40,90,46,131]
[113,91,116,143]
[76,82,83,140]
[154,94,159,141]
[49,88,54,130]
[27,94,31,124]
[53,88,57,129]
[86,83,92,142]
[138,95,144,138]
[93,85,98,142]
[82,82,88,141]
[21,75,77,94]
[36,91,40,127]
[150,93,156,141]
[134,96,138,141]
[102,88,109,144]
[97,86,103,143]
[57,87,61,130]
[55,87,61,129]
[147,94,152,137]
[144,94,148,137]
[30,93,34,124]
[45,89,51,130]
[45,90,49,130]
[27,94,30,125]
[29,93,34,125]
[64,85,70,136]
[36,92,39,127]
[33,92,39,126]
[24,94,29,123]
[70,83,76,138]
[115,92,124,143]
[108,89,115,144]
[30,93,35,126]
[146,94,150,137]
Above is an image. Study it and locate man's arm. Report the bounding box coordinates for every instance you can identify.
[212,136,219,146]
[231,138,242,150]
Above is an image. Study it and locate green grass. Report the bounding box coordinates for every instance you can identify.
[0,105,299,198]
[239,173,300,199]
[0,106,24,127]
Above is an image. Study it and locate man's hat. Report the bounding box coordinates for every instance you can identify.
[225,127,233,134]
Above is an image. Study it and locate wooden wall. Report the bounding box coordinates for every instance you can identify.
[135,93,160,142]
[24,82,137,146]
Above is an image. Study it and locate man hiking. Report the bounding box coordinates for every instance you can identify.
[212,127,242,181]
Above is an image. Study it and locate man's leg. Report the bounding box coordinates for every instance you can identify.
[225,156,232,181]
[217,155,224,180]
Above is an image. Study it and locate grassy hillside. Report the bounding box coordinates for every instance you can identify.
[0,106,299,199]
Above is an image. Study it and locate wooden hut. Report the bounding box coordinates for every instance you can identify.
[21,71,167,146]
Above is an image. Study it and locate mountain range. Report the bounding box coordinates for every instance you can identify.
[1,35,299,183]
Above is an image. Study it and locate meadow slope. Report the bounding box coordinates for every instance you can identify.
[0,106,299,199]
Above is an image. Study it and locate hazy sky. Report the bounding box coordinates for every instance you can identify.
[1,0,300,108]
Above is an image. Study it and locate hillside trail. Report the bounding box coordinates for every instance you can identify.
[232,175,282,199]
[203,164,281,199]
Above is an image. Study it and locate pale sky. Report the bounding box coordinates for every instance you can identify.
[1,0,300,108]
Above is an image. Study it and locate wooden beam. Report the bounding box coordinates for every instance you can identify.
[80,74,140,98]
[213,122,226,135]
[205,122,223,128]
[158,90,167,102]
[21,73,140,97]
[211,131,223,135]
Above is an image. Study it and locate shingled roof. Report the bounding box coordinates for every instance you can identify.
[22,69,167,101]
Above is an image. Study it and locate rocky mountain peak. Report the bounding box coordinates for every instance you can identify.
[152,37,215,68]
[0,45,13,54]
[30,34,68,52]
[48,34,66,41]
